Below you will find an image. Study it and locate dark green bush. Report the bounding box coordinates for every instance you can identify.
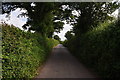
[64,20,120,78]
[2,24,59,78]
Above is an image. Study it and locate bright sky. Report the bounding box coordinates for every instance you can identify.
[0,5,119,41]
[54,21,73,41]
[0,8,74,41]
[0,8,27,30]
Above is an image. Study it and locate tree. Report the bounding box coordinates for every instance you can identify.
[65,31,73,40]
[2,2,65,37]
[2,2,119,37]
[54,35,61,41]
[53,21,64,33]
[70,2,119,35]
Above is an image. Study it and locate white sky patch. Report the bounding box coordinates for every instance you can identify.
[54,21,73,41]
[0,8,27,30]
[111,9,119,18]
[72,10,80,17]
[31,3,36,6]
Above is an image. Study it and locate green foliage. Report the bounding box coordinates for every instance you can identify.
[64,20,120,78]
[2,2,119,37]
[53,21,64,33]
[2,24,58,78]
[53,35,61,41]
[65,31,73,40]
[2,2,65,37]
[46,38,59,50]
[72,2,119,34]
[0,24,2,79]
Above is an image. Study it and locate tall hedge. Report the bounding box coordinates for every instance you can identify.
[64,20,120,78]
[2,24,59,78]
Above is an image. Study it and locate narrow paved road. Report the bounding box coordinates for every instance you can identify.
[36,44,97,78]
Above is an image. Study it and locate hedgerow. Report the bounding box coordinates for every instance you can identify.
[2,24,59,78]
[64,20,120,78]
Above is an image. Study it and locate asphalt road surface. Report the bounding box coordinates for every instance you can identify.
[36,44,97,78]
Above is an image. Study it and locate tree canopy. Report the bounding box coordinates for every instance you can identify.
[54,35,61,41]
[2,2,65,37]
[2,2,119,38]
